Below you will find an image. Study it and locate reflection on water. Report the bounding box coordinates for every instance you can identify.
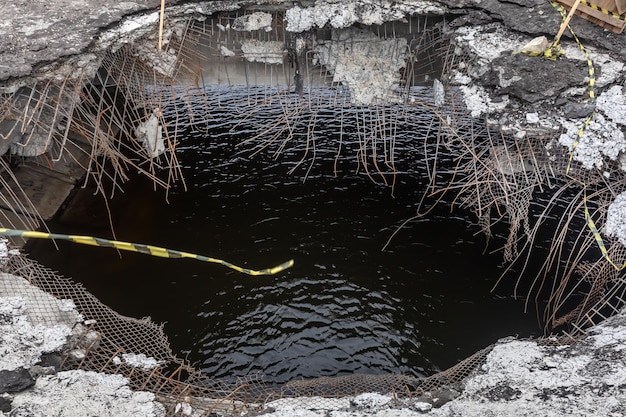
[27,89,542,384]
[27,142,541,384]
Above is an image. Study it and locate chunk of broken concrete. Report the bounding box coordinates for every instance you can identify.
[0,368,34,394]
[519,36,549,55]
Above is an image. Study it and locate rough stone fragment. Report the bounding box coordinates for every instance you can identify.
[562,102,596,119]
[240,40,285,65]
[314,27,408,105]
[9,370,165,417]
[434,79,445,107]
[596,86,626,126]
[558,114,626,169]
[478,0,563,35]
[413,401,433,412]
[605,191,626,247]
[285,0,444,32]
[0,276,81,372]
[0,368,35,394]
[0,395,11,412]
[134,109,165,158]
[351,393,391,409]
[232,12,273,32]
[526,112,539,123]
[519,36,549,55]
[484,54,587,103]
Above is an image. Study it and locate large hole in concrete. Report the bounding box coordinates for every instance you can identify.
[27,137,545,384]
[13,4,616,389]
[25,28,547,381]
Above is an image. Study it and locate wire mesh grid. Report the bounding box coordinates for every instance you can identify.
[1,253,498,415]
[1,4,625,415]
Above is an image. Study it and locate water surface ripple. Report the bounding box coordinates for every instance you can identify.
[27,89,543,384]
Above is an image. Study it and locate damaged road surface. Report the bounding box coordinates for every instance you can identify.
[1,0,626,416]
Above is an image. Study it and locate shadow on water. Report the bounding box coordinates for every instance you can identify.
[27,87,545,384]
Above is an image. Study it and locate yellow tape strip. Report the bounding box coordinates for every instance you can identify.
[521,2,624,269]
[0,228,294,276]
[547,1,597,177]
[547,2,620,268]
[583,187,626,270]
[580,0,626,21]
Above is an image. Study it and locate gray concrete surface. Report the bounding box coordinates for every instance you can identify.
[0,0,173,81]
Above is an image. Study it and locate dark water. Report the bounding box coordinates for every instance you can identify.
[27,88,543,384]
[27,152,541,384]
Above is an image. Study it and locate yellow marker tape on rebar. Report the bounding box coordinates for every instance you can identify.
[519,2,624,270]
[582,187,626,271]
[547,2,622,269]
[545,1,598,176]
[0,228,294,276]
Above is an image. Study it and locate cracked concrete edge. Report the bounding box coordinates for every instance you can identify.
[0,0,258,91]
[0,3,625,414]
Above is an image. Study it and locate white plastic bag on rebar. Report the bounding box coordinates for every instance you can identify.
[135,108,165,158]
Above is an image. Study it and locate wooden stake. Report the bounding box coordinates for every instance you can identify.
[158,0,165,50]
[555,0,583,43]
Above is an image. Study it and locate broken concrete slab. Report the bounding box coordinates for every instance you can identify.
[483,53,588,103]
[314,27,409,105]
[0,369,35,395]
[0,0,179,82]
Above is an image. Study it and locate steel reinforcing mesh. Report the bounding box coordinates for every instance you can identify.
[1,5,626,416]
[1,253,495,415]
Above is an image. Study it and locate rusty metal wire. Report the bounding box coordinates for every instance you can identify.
[1,5,625,415]
[0,254,494,415]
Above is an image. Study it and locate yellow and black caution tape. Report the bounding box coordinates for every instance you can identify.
[520,1,626,270]
[579,0,626,22]
[582,187,626,271]
[547,3,623,270]
[548,0,597,176]
[0,228,294,276]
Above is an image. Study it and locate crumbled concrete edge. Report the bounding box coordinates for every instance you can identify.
[258,310,626,416]
[313,27,409,105]
[0,241,165,417]
[285,0,444,32]
[1,1,626,416]
[4,252,626,417]
[9,215,615,417]
[444,10,626,252]
[448,25,626,172]
[4,0,624,168]
[8,370,165,417]
[606,190,626,246]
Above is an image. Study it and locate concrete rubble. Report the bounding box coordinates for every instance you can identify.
[314,27,408,104]
[1,0,626,415]
[0,243,165,416]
